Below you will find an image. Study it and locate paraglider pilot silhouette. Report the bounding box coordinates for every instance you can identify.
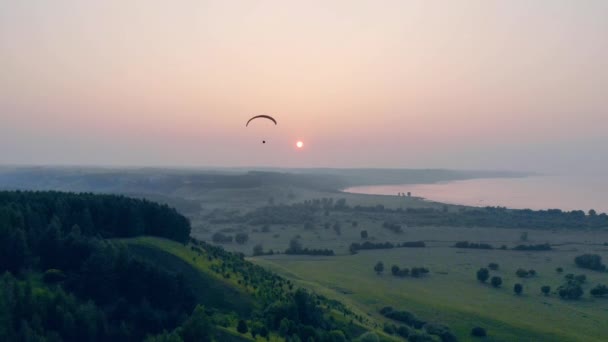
[246,115,277,144]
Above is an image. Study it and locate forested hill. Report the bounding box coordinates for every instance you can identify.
[0,191,190,245]
[0,191,383,341]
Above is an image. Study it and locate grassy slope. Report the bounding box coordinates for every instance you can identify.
[118,236,400,342]
[253,246,608,342]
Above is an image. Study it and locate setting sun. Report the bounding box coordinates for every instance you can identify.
[296,141,304,149]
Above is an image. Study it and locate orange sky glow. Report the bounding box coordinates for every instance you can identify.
[1,1,607,171]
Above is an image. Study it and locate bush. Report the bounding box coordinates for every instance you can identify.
[491,276,502,288]
[252,244,264,256]
[42,269,66,284]
[374,261,384,275]
[476,268,489,283]
[488,262,499,270]
[590,284,608,297]
[237,319,248,334]
[471,327,487,337]
[212,232,233,243]
[516,268,529,278]
[358,332,380,342]
[558,283,583,300]
[541,285,551,296]
[574,254,606,271]
[235,232,249,244]
[360,230,368,239]
[556,267,563,273]
[514,283,523,295]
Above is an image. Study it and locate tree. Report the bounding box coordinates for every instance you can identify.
[490,276,502,288]
[360,230,368,239]
[541,285,551,296]
[333,222,342,235]
[235,232,249,245]
[558,283,583,300]
[374,261,384,275]
[514,283,523,295]
[590,284,608,297]
[237,320,248,334]
[359,332,380,342]
[574,254,606,271]
[556,267,563,273]
[391,265,400,276]
[488,263,499,271]
[288,238,302,253]
[252,244,264,256]
[352,221,358,227]
[181,305,213,342]
[516,268,529,278]
[476,268,489,283]
[471,327,486,337]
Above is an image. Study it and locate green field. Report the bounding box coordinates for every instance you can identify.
[253,245,608,342]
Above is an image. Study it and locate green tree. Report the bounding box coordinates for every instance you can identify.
[541,285,551,296]
[180,305,213,342]
[253,244,264,256]
[235,232,249,245]
[490,276,502,288]
[471,327,486,337]
[514,283,523,295]
[237,319,248,334]
[374,261,384,275]
[360,230,368,239]
[476,268,489,283]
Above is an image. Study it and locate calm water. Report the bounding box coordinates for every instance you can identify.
[344,175,608,213]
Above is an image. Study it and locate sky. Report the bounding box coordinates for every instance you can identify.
[1,0,607,173]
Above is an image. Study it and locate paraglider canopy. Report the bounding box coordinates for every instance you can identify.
[246,115,277,127]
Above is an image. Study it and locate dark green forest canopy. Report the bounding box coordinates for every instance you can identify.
[0,190,191,242]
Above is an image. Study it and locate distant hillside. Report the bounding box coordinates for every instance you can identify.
[0,166,529,195]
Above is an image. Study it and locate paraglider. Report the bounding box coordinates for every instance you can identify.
[246,115,277,127]
[246,115,277,144]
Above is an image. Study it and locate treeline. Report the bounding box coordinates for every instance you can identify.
[349,241,425,254]
[453,241,553,251]
[0,190,190,243]
[355,206,608,229]
[512,243,552,251]
[379,306,457,342]
[391,265,430,278]
[240,198,608,230]
[285,239,334,256]
[453,241,493,249]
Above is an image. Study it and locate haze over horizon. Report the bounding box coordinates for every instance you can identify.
[2,1,607,173]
